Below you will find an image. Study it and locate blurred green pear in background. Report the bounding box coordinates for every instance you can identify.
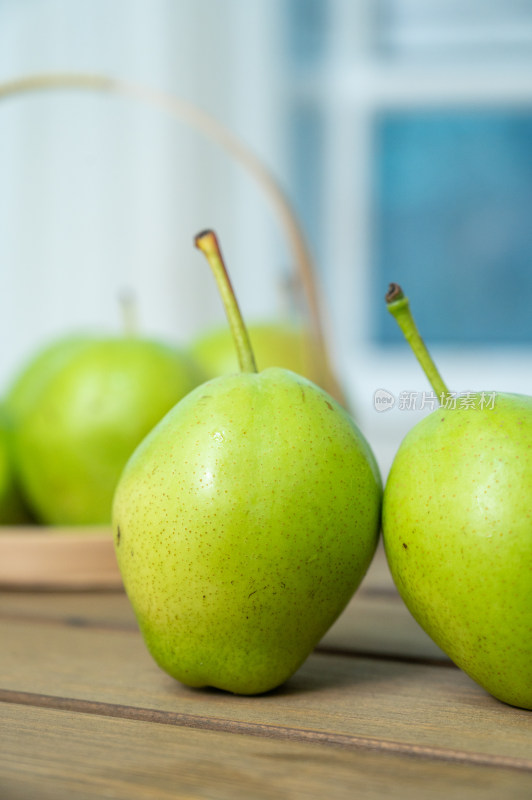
[8,335,206,525]
[0,404,30,524]
[191,321,317,381]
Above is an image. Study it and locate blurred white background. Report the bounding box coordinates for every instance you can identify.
[2,0,532,477]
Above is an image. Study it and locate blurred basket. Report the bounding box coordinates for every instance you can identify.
[0,72,344,590]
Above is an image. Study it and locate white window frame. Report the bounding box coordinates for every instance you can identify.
[277,0,532,474]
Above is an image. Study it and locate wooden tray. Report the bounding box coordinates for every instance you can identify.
[0,526,123,590]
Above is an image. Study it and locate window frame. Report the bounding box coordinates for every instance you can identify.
[277,0,532,473]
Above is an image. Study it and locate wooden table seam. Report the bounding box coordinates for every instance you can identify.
[2,688,531,774]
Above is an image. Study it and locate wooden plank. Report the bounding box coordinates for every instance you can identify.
[359,542,397,594]
[0,589,446,662]
[2,702,532,800]
[323,593,448,662]
[0,546,447,662]
[0,590,136,628]
[1,619,530,765]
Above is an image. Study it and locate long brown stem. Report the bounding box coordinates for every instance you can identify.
[195,231,257,374]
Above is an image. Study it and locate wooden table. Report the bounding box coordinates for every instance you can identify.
[1,544,531,799]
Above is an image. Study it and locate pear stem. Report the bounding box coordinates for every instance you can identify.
[195,230,257,374]
[118,289,139,337]
[385,283,450,403]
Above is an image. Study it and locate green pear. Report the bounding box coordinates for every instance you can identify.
[10,336,205,525]
[382,284,532,710]
[0,405,30,524]
[191,321,315,380]
[112,230,382,695]
[6,334,91,420]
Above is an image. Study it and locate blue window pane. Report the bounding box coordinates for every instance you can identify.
[372,111,532,345]
[287,103,324,270]
[284,0,328,68]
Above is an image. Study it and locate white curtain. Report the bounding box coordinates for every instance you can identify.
[0,0,284,389]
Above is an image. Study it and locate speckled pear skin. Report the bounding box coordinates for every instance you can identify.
[383,392,532,709]
[113,368,382,695]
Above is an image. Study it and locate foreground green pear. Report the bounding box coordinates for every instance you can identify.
[383,284,532,710]
[10,336,205,525]
[113,230,382,695]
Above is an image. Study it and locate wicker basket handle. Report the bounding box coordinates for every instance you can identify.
[0,72,346,406]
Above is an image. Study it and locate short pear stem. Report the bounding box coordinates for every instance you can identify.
[118,289,139,337]
[385,283,450,403]
[195,230,257,374]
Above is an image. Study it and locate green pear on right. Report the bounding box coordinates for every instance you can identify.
[383,284,532,710]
